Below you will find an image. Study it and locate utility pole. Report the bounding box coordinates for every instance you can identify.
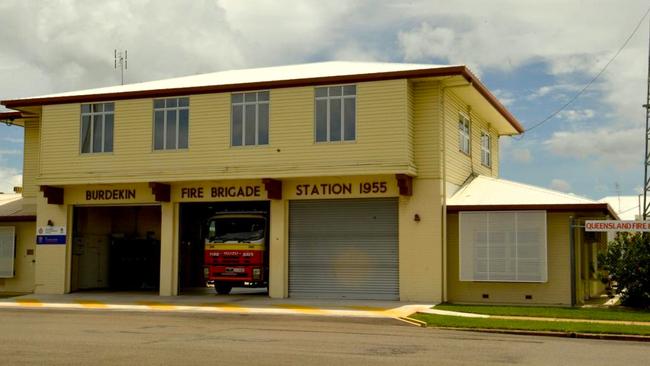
[643,21,650,220]
[114,49,128,85]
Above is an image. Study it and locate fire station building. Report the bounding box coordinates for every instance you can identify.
[0,62,615,305]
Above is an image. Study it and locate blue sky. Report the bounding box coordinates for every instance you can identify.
[0,0,648,199]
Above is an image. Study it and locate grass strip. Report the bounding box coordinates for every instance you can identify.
[433,304,650,322]
[412,313,650,336]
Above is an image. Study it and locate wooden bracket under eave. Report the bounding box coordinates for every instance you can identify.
[262,179,282,200]
[396,174,413,196]
[149,182,170,202]
[40,186,64,205]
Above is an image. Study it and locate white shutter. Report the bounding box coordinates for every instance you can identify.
[0,226,16,278]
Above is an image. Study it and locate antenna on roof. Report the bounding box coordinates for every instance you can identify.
[114,49,128,85]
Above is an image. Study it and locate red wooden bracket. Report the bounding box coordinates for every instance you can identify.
[149,182,170,202]
[40,186,64,205]
[262,179,282,200]
[396,174,413,196]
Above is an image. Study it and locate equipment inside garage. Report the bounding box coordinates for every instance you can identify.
[71,206,161,292]
[289,198,399,300]
[179,201,270,294]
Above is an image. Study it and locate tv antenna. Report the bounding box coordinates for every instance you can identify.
[643,17,650,219]
[114,49,128,85]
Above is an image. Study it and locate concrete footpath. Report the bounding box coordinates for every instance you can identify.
[0,292,432,321]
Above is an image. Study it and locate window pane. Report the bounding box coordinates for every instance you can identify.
[315,87,327,98]
[244,104,256,145]
[81,115,91,153]
[178,97,189,107]
[245,92,257,102]
[178,109,188,149]
[81,105,91,114]
[315,99,327,142]
[166,110,177,149]
[104,114,114,152]
[258,103,269,145]
[154,111,165,150]
[232,93,243,103]
[329,98,341,141]
[343,85,356,95]
[92,115,103,153]
[104,103,114,112]
[258,91,269,102]
[92,104,103,113]
[344,98,355,141]
[154,99,165,109]
[166,98,177,108]
[329,86,342,96]
[232,105,243,146]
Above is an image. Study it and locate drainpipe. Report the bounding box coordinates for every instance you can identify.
[569,216,576,307]
[440,79,472,302]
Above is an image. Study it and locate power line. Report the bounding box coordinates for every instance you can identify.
[516,6,650,138]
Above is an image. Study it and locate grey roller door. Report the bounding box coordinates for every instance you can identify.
[289,198,398,300]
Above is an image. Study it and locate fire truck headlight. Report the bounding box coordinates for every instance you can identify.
[253,268,261,280]
[203,267,210,278]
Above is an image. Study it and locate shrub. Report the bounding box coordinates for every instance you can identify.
[598,233,650,308]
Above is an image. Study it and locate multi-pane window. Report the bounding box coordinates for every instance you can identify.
[231,91,269,146]
[153,97,189,150]
[481,131,491,167]
[315,85,356,142]
[459,211,548,283]
[458,113,470,155]
[81,102,114,153]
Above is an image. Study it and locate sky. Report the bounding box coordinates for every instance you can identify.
[0,0,648,199]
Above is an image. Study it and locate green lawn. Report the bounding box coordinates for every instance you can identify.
[411,313,650,336]
[433,304,650,322]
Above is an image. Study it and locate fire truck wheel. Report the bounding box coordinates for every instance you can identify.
[215,284,232,295]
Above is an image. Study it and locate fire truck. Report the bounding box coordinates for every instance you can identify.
[203,212,269,294]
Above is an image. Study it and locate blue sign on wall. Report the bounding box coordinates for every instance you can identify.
[36,235,66,245]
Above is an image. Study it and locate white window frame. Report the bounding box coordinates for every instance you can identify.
[231,91,270,147]
[481,131,491,167]
[314,85,356,142]
[80,102,114,154]
[459,211,548,283]
[153,97,189,150]
[0,226,16,278]
[458,113,470,155]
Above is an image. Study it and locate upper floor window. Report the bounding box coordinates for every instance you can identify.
[315,85,356,142]
[458,113,470,155]
[81,102,114,154]
[231,91,269,146]
[153,97,189,150]
[481,131,491,167]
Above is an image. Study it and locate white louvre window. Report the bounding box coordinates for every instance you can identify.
[231,91,269,146]
[481,131,491,167]
[0,226,15,278]
[458,113,470,155]
[80,102,114,153]
[153,97,189,150]
[459,211,547,282]
[315,85,356,142]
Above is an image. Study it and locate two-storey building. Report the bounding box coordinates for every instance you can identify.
[0,62,614,304]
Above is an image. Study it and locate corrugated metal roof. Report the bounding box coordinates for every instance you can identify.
[12,61,452,100]
[0,194,36,221]
[448,175,598,206]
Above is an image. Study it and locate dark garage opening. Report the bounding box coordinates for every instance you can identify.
[179,201,269,295]
[71,205,161,292]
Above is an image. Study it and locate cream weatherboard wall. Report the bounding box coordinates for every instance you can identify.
[0,221,36,294]
[38,79,412,186]
[22,119,40,198]
[447,212,573,305]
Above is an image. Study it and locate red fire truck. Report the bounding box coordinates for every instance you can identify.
[203,212,269,294]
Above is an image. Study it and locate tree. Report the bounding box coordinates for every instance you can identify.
[598,233,650,308]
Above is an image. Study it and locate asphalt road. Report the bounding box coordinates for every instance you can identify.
[0,309,648,365]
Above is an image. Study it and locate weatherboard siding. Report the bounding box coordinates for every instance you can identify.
[444,90,499,186]
[37,80,412,185]
[22,119,40,198]
[411,80,442,179]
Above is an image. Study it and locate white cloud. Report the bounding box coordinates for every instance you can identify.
[0,167,21,193]
[555,109,595,121]
[544,127,643,170]
[2,137,23,144]
[526,84,582,101]
[512,148,532,163]
[0,149,21,157]
[550,178,571,192]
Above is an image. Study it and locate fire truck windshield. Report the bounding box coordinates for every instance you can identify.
[208,218,265,243]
